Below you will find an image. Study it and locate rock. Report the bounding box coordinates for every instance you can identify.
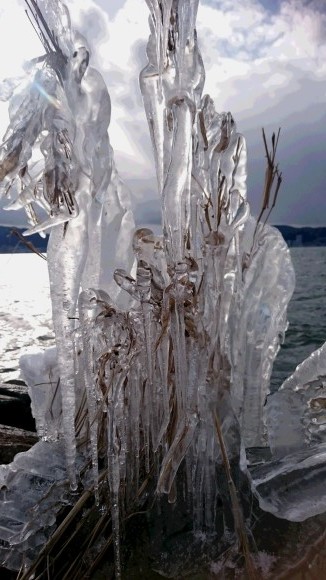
[0,383,36,432]
[0,424,38,464]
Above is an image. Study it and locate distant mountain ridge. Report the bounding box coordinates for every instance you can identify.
[274,225,326,247]
[0,224,326,253]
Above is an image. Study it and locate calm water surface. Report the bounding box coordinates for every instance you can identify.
[271,246,326,390]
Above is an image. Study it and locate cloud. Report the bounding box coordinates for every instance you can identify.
[90,0,326,222]
[67,0,153,194]
[196,0,326,112]
[0,1,44,78]
[0,0,325,225]
[193,0,326,224]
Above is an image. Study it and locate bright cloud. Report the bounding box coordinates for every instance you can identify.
[0,2,43,78]
[66,0,152,189]
[196,0,326,117]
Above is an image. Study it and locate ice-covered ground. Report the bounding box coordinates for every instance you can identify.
[0,253,54,383]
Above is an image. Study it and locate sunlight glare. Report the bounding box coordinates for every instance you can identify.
[0,1,45,139]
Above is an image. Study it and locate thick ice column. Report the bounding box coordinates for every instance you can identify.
[82,156,135,304]
[163,99,194,263]
[47,209,90,489]
[43,42,94,489]
[42,23,122,488]
[1,6,124,488]
[140,6,207,502]
[0,4,84,488]
[140,0,204,265]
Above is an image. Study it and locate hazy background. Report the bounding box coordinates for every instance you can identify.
[0,0,325,227]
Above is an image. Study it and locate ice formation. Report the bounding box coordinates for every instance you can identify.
[0,0,325,575]
[0,0,134,492]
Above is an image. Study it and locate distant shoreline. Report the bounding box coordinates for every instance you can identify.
[1,224,326,253]
[274,225,326,247]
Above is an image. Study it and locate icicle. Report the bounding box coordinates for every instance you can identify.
[107,371,127,580]
[136,261,155,467]
[155,333,170,449]
[47,218,90,490]
[170,263,190,413]
[139,42,166,193]
[157,413,198,496]
[79,290,101,504]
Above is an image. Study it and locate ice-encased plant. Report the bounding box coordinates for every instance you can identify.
[0,0,326,577]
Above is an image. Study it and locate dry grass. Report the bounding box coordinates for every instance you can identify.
[257,127,282,227]
[10,228,47,260]
[212,410,260,580]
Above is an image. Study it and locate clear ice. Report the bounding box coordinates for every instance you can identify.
[0,0,325,574]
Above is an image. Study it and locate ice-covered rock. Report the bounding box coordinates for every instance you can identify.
[19,347,60,440]
[0,440,86,571]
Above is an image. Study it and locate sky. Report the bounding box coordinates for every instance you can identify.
[0,0,325,227]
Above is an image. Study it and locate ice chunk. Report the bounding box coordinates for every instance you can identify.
[249,443,326,521]
[267,341,326,457]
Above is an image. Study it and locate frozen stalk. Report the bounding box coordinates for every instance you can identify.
[78,289,102,504]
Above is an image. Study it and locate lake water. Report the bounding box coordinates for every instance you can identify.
[0,253,54,383]
[0,247,325,388]
[271,246,326,390]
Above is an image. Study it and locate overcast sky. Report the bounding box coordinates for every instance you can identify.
[0,0,325,227]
